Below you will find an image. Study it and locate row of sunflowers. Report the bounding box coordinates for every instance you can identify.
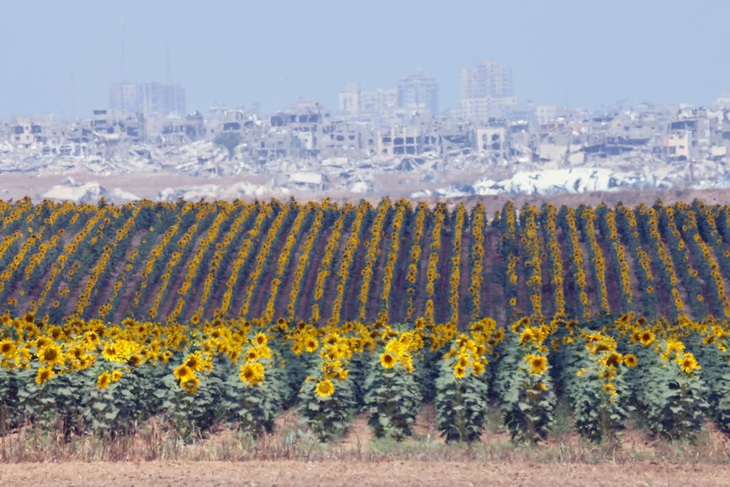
[0,311,728,444]
[6,198,730,325]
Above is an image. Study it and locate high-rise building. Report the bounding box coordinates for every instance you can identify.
[109,82,186,116]
[361,88,397,116]
[338,84,362,117]
[397,74,439,116]
[338,84,397,119]
[460,61,516,122]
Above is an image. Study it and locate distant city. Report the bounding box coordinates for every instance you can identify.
[2,59,730,203]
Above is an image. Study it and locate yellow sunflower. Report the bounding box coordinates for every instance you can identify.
[639,330,655,347]
[173,364,195,383]
[380,352,397,369]
[679,352,701,374]
[239,362,265,386]
[315,379,335,397]
[35,366,55,386]
[97,371,112,389]
[0,338,16,358]
[304,338,319,353]
[603,352,623,368]
[38,344,65,367]
[525,354,548,375]
[453,365,466,379]
[624,354,638,367]
[181,376,201,393]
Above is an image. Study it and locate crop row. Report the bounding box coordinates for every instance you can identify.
[2,198,730,325]
[0,311,728,444]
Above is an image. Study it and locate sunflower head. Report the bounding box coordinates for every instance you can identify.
[128,354,144,367]
[35,366,55,386]
[380,352,397,369]
[304,338,318,353]
[679,352,701,374]
[181,376,201,393]
[184,354,201,371]
[315,378,335,397]
[97,371,112,389]
[39,344,64,367]
[453,365,466,379]
[254,332,268,347]
[604,352,623,368]
[0,339,16,357]
[239,362,265,386]
[624,354,638,367]
[173,364,194,382]
[525,354,548,375]
[639,330,655,346]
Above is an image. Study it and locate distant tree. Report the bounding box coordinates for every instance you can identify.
[214,131,242,159]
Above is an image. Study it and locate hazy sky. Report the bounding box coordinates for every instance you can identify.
[1,0,729,119]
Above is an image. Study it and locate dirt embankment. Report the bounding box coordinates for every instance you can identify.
[1,460,728,487]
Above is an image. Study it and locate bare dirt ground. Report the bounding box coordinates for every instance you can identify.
[1,460,729,487]
[6,170,730,208]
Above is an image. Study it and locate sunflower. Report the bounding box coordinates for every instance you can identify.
[473,361,486,376]
[593,340,615,353]
[254,332,268,347]
[254,345,272,359]
[110,369,123,382]
[639,330,655,346]
[603,352,623,368]
[49,326,64,341]
[173,364,195,383]
[183,353,206,372]
[315,379,335,397]
[101,343,122,362]
[127,354,144,367]
[35,366,55,386]
[380,352,396,369]
[239,362,265,386]
[453,365,466,379]
[0,338,16,358]
[518,328,536,346]
[525,354,548,375]
[181,376,201,393]
[624,354,638,367]
[97,371,112,389]
[679,352,701,374]
[304,338,319,353]
[38,344,64,367]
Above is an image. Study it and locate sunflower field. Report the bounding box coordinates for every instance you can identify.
[0,197,729,444]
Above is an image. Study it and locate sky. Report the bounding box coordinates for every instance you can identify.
[1,0,729,119]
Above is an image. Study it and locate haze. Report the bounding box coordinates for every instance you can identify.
[1,0,728,118]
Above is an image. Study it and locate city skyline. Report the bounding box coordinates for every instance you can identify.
[1,0,729,118]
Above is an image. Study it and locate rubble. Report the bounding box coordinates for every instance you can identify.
[42,177,106,203]
[1,101,730,202]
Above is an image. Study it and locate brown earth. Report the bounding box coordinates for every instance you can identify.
[1,460,728,486]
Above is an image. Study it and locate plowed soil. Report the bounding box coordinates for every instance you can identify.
[1,460,728,486]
